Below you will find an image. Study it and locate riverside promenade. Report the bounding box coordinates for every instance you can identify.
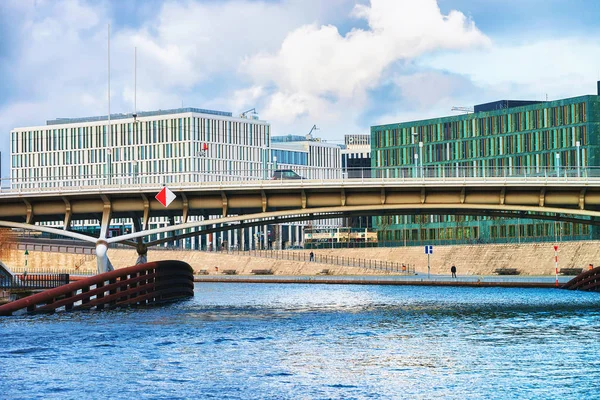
[195,274,572,288]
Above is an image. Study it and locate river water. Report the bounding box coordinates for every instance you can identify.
[1,283,600,399]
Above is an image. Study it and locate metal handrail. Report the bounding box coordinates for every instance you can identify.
[1,166,599,196]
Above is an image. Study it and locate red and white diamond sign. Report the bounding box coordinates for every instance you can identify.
[156,187,176,207]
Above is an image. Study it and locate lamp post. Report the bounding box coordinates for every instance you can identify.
[411,130,418,177]
[273,156,277,174]
[576,141,581,177]
[419,141,424,178]
[414,153,419,178]
[24,249,29,276]
[555,152,561,177]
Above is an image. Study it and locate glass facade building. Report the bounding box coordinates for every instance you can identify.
[371,93,600,245]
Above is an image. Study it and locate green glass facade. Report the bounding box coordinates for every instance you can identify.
[371,95,600,245]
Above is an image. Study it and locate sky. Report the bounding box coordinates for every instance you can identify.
[1,0,600,178]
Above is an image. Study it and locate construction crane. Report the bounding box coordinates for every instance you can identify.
[306,125,319,140]
[240,108,257,118]
[451,106,474,114]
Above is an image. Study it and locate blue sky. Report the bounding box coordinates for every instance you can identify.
[1,0,599,178]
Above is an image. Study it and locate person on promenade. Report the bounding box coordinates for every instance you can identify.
[451,265,457,278]
[310,251,315,262]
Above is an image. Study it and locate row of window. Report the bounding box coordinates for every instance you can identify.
[374,148,586,170]
[11,142,271,171]
[374,101,588,147]
[489,223,590,238]
[11,116,270,154]
[272,149,308,166]
[11,158,267,185]
[379,222,590,241]
[374,125,587,168]
[375,125,587,162]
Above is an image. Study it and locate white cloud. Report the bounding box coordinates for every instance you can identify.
[421,39,600,100]
[242,0,490,127]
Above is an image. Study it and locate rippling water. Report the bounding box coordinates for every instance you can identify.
[2,283,600,399]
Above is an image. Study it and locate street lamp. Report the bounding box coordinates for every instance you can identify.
[24,249,29,276]
[419,141,424,178]
[411,130,418,174]
[414,153,419,177]
[576,141,581,177]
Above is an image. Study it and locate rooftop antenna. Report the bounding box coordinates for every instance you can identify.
[107,23,112,179]
[451,106,473,114]
[107,23,110,134]
[307,124,319,140]
[240,108,257,118]
[133,46,137,122]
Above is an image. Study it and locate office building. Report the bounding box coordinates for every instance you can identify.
[270,134,343,248]
[341,134,371,178]
[371,83,600,245]
[340,134,372,228]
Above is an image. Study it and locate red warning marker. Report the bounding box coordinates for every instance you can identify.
[156,187,176,207]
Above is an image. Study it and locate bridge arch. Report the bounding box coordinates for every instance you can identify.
[1,203,599,247]
[105,203,600,245]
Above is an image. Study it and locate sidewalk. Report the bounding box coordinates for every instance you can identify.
[194,274,574,288]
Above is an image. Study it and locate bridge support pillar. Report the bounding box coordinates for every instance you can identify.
[95,240,114,274]
[136,243,148,265]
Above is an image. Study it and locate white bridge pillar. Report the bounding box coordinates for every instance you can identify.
[95,240,114,274]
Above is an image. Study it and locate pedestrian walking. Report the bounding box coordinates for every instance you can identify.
[451,265,457,278]
[310,251,314,262]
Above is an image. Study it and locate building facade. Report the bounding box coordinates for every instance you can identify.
[10,107,271,188]
[270,135,343,248]
[341,134,371,178]
[340,134,372,228]
[371,89,600,245]
[271,134,342,179]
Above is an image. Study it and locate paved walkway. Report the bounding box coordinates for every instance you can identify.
[194,274,574,288]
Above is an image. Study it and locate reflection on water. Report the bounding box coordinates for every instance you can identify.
[1,283,600,399]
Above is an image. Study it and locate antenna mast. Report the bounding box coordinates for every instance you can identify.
[134,46,137,120]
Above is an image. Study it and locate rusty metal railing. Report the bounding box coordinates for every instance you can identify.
[561,266,600,291]
[0,260,193,316]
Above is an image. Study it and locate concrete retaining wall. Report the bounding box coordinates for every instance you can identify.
[1,241,599,276]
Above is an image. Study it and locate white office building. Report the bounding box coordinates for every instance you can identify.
[271,134,342,179]
[10,107,270,188]
[341,134,371,178]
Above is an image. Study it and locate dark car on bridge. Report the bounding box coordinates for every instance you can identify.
[272,169,303,180]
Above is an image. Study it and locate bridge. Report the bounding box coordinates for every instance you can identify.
[1,167,600,273]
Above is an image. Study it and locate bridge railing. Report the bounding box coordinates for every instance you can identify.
[2,166,600,195]
[202,248,416,274]
[0,274,70,290]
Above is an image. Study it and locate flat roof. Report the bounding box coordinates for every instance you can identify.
[46,107,233,126]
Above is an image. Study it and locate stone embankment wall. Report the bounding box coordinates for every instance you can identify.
[2,249,95,274]
[306,241,600,276]
[1,241,599,276]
